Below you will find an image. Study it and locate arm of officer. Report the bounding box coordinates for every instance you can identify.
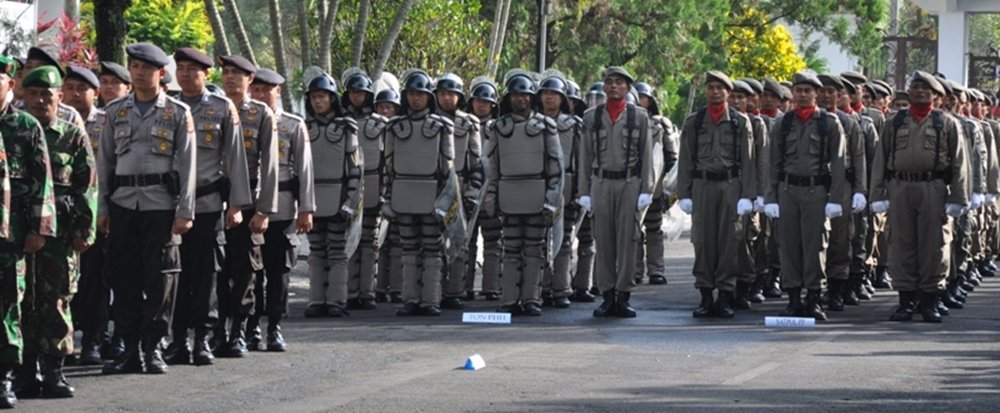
[765,115,782,204]
[983,124,999,194]
[826,115,847,203]
[342,129,363,215]
[482,128,499,217]
[948,117,970,206]
[173,110,197,221]
[97,107,115,233]
[869,124,889,204]
[577,114,593,201]
[27,121,56,240]
[676,115,695,200]
[256,106,280,215]
[294,118,316,223]
[223,102,253,211]
[638,112,655,195]
[738,114,756,200]
[464,116,485,205]
[753,117,769,200]
[543,118,564,210]
[71,127,98,249]
[849,119,867,195]
[662,118,679,174]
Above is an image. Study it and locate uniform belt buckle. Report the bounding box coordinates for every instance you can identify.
[137,174,148,186]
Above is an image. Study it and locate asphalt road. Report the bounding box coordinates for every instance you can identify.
[18,237,1000,413]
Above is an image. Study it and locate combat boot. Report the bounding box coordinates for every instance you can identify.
[889,291,916,321]
[441,297,465,310]
[397,302,420,316]
[78,332,103,366]
[967,267,982,287]
[191,328,214,366]
[521,302,543,317]
[731,281,752,310]
[389,292,404,303]
[615,291,637,318]
[779,288,802,317]
[570,289,595,303]
[843,273,862,305]
[919,291,942,323]
[267,317,287,352]
[948,279,968,304]
[102,337,143,375]
[649,274,667,285]
[714,290,736,319]
[552,296,571,308]
[826,279,845,312]
[748,273,767,303]
[692,288,714,318]
[592,290,617,318]
[246,316,263,351]
[863,272,876,295]
[209,323,228,354]
[217,319,249,358]
[419,305,442,317]
[802,289,827,321]
[764,269,782,298]
[936,299,950,316]
[11,353,40,399]
[303,303,329,318]
[39,355,73,398]
[873,266,893,289]
[851,272,871,301]
[142,337,168,374]
[105,334,125,360]
[0,365,16,409]
[162,329,191,365]
[977,261,996,278]
[375,292,388,303]
[940,288,965,309]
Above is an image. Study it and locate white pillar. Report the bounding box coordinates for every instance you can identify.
[937,10,968,84]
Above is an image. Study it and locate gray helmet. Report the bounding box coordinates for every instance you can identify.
[341,67,375,110]
[401,69,436,113]
[633,82,661,116]
[586,81,606,107]
[375,88,401,108]
[434,72,466,108]
[466,76,499,118]
[625,86,638,104]
[566,79,586,117]
[305,73,340,117]
[499,72,539,116]
[537,73,571,114]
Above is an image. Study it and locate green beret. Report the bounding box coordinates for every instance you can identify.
[0,56,16,77]
[21,66,63,88]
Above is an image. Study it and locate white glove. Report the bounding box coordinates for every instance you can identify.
[435,208,448,220]
[637,193,653,210]
[851,193,867,214]
[736,198,752,216]
[577,196,592,212]
[764,203,780,219]
[870,200,889,214]
[825,203,843,219]
[753,196,765,213]
[972,193,985,210]
[679,198,693,215]
[945,203,965,217]
[987,193,997,204]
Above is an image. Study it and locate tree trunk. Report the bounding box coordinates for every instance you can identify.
[373,0,417,79]
[349,0,371,68]
[223,0,256,63]
[268,0,293,110]
[318,0,342,73]
[93,0,132,64]
[298,0,311,68]
[489,0,512,78]
[486,0,503,73]
[204,0,231,57]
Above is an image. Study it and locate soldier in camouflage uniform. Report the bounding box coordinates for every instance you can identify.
[0,56,56,409]
[15,66,95,399]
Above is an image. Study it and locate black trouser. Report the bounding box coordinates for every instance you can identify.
[174,211,224,333]
[218,208,262,323]
[255,220,296,320]
[72,232,110,335]
[107,203,180,341]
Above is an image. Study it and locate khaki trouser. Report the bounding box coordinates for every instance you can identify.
[826,186,853,281]
[501,214,547,306]
[591,177,642,293]
[777,184,830,291]
[737,213,759,283]
[690,178,743,291]
[635,198,666,279]
[887,180,951,292]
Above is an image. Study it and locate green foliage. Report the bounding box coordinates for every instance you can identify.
[124,0,213,54]
[725,6,806,81]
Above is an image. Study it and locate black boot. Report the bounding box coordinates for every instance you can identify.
[375,292,388,303]
[692,288,714,318]
[802,289,827,321]
[731,281,752,310]
[748,274,767,303]
[919,291,942,323]
[267,317,287,352]
[78,332,103,366]
[649,274,668,285]
[217,318,249,358]
[0,366,16,409]
[615,291,637,318]
[764,268,782,298]
[827,279,845,312]
[715,290,736,319]
[779,288,802,316]
[570,289,595,302]
[143,337,168,374]
[948,279,968,303]
[39,355,73,398]
[246,316,263,351]
[102,336,143,375]
[843,273,862,305]
[11,353,40,399]
[104,334,125,360]
[397,302,420,316]
[209,323,228,354]
[592,290,617,318]
[192,328,214,366]
[162,329,191,365]
[863,271,876,295]
[852,272,871,300]
[940,288,965,309]
[873,266,893,289]
[889,291,916,321]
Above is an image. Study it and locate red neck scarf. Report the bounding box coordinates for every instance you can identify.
[796,105,816,124]
[707,103,727,124]
[606,98,626,124]
[882,107,889,116]
[761,108,779,118]
[752,109,761,116]
[909,104,932,123]
[838,105,853,115]
[852,102,864,113]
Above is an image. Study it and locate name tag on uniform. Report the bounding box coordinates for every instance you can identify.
[462,312,511,324]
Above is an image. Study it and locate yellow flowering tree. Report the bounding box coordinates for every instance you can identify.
[726,6,806,81]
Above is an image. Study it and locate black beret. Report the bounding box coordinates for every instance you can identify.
[841,70,867,85]
[161,71,173,85]
[873,80,892,96]
[26,47,64,77]
[705,70,734,91]
[126,43,170,68]
[217,55,256,75]
[862,82,879,98]
[912,71,946,97]
[817,74,844,90]
[868,82,890,98]
[894,91,909,101]
[65,65,100,89]
[791,72,822,89]
[839,76,857,95]
[740,78,763,95]
[763,78,783,97]
[252,68,285,86]
[173,47,213,69]
[780,81,793,89]
[602,66,634,84]
[99,61,131,84]
[780,86,793,101]
[732,80,754,96]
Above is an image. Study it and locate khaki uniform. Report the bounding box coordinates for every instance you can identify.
[635,115,678,281]
[578,104,655,293]
[767,109,846,291]
[738,112,769,284]
[677,107,755,291]
[347,113,388,303]
[870,109,968,293]
[952,115,987,284]
[484,112,562,306]
[826,110,866,281]
[440,109,483,300]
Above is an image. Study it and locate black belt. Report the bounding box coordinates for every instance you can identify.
[594,167,639,180]
[115,173,168,187]
[196,178,228,198]
[778,172,831,187]
[693,166,740,181]
[887,170,949,182]
[846,167,856,183]
[278,180,297,192]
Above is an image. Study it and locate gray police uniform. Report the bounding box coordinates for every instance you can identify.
[440,108,484,301]
[635,114,678,282]
[471,117,503,297]
[544,113,582,299]
[73,108,111,347]
[347,112,387,305]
